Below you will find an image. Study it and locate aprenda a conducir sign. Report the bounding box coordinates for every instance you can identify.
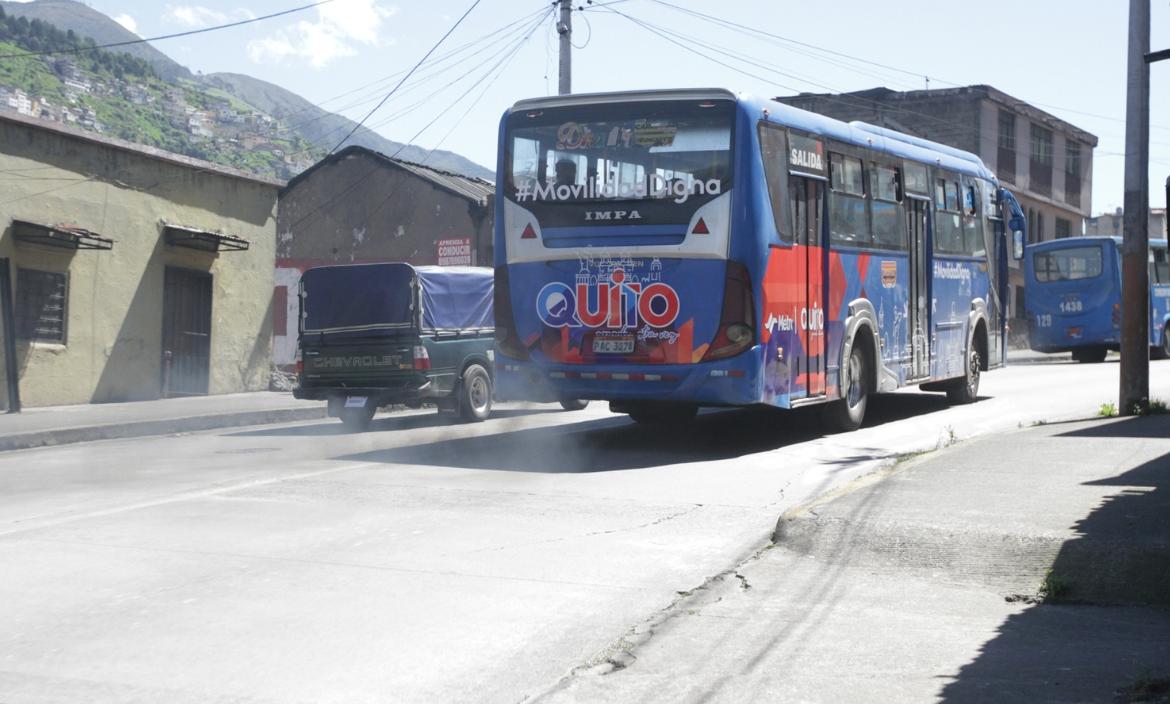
[437,238,472,266]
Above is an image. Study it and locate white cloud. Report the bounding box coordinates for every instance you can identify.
[246,0,396,69]
[113,13,138,34]
[163,5,255,29]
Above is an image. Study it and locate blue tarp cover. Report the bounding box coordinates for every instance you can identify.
[416,265,493,331]
[301,262,492,336]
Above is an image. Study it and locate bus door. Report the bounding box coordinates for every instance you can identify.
[790,175,826,396]
[907,195,931,379]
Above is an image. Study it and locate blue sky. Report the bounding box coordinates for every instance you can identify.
[26,0,1170,213]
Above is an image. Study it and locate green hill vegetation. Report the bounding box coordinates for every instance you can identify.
[0,5,323,181]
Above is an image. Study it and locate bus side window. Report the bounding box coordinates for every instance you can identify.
[933,177,964,254]
[871,164,905,250]
[962,182,985,257]
[757,123,789,243]
[829,152,867,245]
[1154,247,1169,284]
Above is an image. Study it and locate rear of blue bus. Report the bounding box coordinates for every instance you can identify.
[493,90,760,410]
[1024,237,1120,356]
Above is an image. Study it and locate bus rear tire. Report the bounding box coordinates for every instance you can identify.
[1072,346,1107,364]
[559,399,589,411]
[627,403,697,425]
[945,343,981,404]
[825,344,869,432]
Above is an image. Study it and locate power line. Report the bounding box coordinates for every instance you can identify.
[0,0,334,60]
[645,0,1170,136]
[276,8,545,140]
[285,6,553,233]
[328,0,485,153]
[269,6,550,132]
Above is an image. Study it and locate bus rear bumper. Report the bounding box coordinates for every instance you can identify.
[494,355,762,407]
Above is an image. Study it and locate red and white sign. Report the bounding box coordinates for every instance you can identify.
[437,238,472,266]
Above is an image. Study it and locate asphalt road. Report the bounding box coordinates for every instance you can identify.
[2,356,1168,703]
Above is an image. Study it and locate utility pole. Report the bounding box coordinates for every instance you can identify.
[1120,0,1150,415]
[557,0,572,95]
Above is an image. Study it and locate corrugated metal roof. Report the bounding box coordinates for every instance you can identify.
[391,157,494,205]
[282,145,494,205]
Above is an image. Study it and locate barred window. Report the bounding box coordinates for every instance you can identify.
[16,268,68,343]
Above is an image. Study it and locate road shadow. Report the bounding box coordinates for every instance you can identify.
[332,392,956,473]
[225,407,562,438]
[941,416,1170,702]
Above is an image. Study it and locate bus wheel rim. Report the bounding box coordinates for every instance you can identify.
[968,350,980,395]
[847,353,863,408]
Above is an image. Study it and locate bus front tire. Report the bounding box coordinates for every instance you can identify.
[825,344,869,432]
[339,404,375,432]
[559,399,589,411]
[627,403,697,425]
[1072,346,1107,364]
[458,364,493,422]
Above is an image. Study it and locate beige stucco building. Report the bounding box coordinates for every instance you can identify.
[0,111,281,408]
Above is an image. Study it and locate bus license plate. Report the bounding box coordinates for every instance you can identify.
[344,396,368,408]
[593,335,635,354]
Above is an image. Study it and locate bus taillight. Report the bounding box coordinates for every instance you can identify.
[494,267,529,360]
[702,261,755,361]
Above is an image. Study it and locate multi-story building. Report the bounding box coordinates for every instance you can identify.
[776,85,1097,324]
[1085,207,1167,240]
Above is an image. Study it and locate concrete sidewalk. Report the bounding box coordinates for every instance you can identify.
[0,392,325,452]
[541,414,1170,703]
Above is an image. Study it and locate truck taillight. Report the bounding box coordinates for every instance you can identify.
[1112,302,1121,327]
[494,267,529,360]
[702,261,755,362]
[413,345,431,370]
[295,349,303,375]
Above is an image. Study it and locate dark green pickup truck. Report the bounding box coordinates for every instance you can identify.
[293,262,498,430]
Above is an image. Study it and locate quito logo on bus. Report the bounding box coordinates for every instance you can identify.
[536,269,681,330]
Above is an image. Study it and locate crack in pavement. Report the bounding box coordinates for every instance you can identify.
[445,504,706,558]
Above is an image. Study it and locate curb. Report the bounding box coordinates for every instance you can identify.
[0,407,328,453]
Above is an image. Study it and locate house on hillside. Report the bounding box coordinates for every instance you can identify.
[272,145,495,366]
[0,110,282,408]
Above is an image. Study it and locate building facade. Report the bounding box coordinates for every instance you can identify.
[273,146,494,366]
[1085,207,1167,240]
[0,111,281,408]
[775,85,1098,326]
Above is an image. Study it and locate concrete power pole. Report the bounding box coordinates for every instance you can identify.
[557,0,572,95]
[1120,0,1151,415]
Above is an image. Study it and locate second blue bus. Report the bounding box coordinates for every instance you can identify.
[1025,236,1170,362]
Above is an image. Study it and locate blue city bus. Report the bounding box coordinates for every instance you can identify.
[492,89,1024,430]
[1025,236,1170,362]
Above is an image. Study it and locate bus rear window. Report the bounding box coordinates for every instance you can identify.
[1032,246,1103,282]
[505,100,733,206]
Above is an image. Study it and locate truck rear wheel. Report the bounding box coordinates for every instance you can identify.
[339,404,375,432]
[458,364,493,422]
